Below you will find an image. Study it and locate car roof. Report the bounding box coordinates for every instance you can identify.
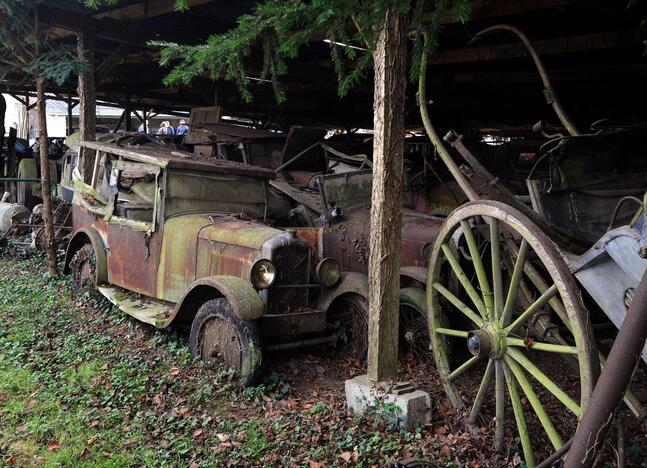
[79,140,275,179]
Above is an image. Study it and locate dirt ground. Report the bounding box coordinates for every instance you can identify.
[0,249,644,466]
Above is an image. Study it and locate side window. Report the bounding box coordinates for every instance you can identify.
[72,150,111,216]
[111,160,160,230]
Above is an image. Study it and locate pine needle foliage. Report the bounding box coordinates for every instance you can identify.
[0,0,88,86]
[148,0,471,104]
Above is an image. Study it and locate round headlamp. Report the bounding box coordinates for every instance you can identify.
[251,259,276,289]
[315,258,342,287]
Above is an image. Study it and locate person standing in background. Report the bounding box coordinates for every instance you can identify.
[157,121,167,135]
[176,119,189,135]
[166,121,175,136]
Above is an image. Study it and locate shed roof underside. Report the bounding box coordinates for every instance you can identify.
[2,0,646,133]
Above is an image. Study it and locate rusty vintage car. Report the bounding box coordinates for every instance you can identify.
[266,144,445,362]
[62,140,369,385]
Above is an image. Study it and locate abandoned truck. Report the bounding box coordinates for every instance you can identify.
[266,143,445,362]
[62,141,369,385]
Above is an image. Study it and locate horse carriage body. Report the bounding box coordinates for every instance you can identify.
[421,82,647,464]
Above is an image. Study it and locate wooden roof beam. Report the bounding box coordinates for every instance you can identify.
[94,0,217,21]
[437,0,574,23]
[431,28,644,64]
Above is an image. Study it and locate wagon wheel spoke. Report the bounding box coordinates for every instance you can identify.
[505,285,558,334]
[448,355,482,381]
[435,327,469,338]
[495,361,505,451]
[506,338,577,354]
[460,220,493,318]
[505,356,564,451]
[501,239,529,326]
[440,244,488,318]
[432,282,484,328]
[507,348,581,417]
[490,219,504,320]
[503,362,535,467]
[468,358,494,425]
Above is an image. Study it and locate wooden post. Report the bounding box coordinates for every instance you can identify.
[67,94,74,136]
[366,9,408,382]
[124,94,132,131]
[77,24,96,181]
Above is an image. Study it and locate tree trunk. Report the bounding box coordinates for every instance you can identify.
[34,2,58,277]
[36,80,57,276]
[367,9,408,383]
[77,25,96,181]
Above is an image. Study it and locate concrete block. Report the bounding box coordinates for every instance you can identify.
[345,374,431,429]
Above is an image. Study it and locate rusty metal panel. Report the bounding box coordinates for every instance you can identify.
[260,310,327,337]
[295,227,321,257]
[106,223,161,297]
[321,210,443,274]
[196,239,258,280]
[156,214,209,303]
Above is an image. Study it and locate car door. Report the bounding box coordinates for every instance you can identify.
[105,159,163,298]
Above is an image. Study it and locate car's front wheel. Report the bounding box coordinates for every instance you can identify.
[69,243,97,293]
[189,298,262,387]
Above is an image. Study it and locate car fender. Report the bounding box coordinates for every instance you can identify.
[400,266,427,288]
[170,276,265,326]
[317,271,369,313]
[64,227,108,285]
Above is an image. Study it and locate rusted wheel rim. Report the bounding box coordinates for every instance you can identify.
[71,246,96,291]
[198,315,244,372]
[426,200,598,467]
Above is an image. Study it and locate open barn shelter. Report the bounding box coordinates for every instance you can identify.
[2,2,647,466]
[1,0,646,132]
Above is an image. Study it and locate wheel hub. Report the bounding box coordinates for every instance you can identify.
[467,323,506,359]
[404,330,415,344]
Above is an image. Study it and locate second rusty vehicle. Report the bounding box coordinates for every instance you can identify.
[62,140,369,385]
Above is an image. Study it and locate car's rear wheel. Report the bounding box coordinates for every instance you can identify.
[399,287,434,367]
[69,243,97,292]
[189,298,262,387]
[329,293,369,362]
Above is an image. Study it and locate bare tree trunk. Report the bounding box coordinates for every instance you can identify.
[77,25,96,181]
[34,5,57,276]
[367,9,408,383]
[36,80,58,276]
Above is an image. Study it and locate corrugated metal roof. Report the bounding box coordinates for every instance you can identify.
[46,99,123,117]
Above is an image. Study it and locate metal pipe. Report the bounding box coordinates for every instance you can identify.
[418,33,480,202]
[0,177,41,183]
[566,272,647,467]
[264,333,339,351]
[537,438,573,468]
[472,24,581,136]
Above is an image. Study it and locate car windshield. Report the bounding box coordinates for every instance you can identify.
[164,170,268,219]
[320,169,413,213]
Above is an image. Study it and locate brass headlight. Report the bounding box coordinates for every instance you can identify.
[251,259,276,289]
[315,258,342,287]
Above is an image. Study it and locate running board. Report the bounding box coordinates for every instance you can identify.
[97,285,173,328]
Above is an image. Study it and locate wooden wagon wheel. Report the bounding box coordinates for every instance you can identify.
[426,200,599,467]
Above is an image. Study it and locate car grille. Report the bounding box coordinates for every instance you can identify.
[266,235,311,314]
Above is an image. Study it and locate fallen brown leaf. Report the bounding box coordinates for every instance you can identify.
[47,441,60,452]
